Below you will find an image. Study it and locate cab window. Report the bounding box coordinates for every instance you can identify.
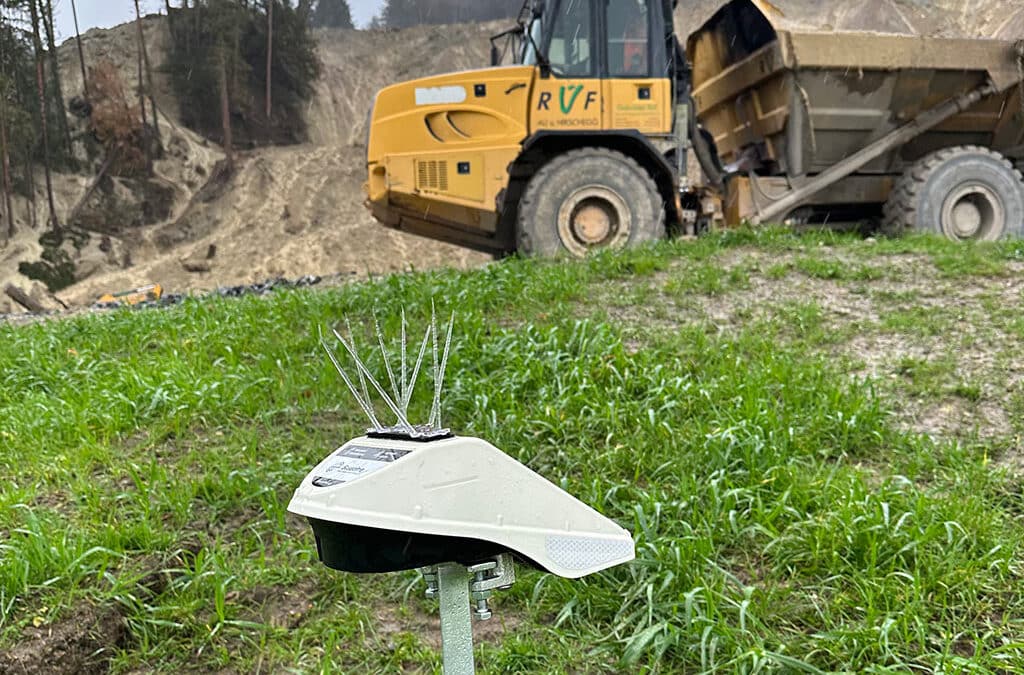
[607,0,650,77]
[546,0,593,77]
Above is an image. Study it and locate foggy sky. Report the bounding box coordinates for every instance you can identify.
[53,0,385,42]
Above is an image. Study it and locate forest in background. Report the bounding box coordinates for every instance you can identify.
[0,0,327,290]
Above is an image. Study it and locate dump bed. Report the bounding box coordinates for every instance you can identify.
[685,0,1024,180]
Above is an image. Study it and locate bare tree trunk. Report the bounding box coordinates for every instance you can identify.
[67,147,118,227]
[164,0,175,36]
[0,9,14,240]
[132,0,151,171]
[29,0,58,233]
[133,3,147,131]
[43,0,72,158]
[231,28,240,98]
[134,0,160,141]
[25,143,37,230]
[5,283,47,313]
[265,0,273,120]
[0,95,12,241]
[219,49,233,169]
[0,108,13,240]
[71,0,89,100]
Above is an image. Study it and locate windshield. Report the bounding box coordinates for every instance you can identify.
[521,14,543,65]
[520,0,595,77]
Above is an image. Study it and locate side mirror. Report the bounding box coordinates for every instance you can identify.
[491,43,502,66]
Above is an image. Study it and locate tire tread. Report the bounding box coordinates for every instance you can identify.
[883,145,1024,237]
[516,147,664,255]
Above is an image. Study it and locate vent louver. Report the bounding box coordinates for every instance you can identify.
[416,160,449,192]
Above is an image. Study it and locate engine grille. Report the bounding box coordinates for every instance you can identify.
[416,160,449,192]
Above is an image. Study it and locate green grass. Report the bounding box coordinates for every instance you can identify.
[794,256,886,282]
[1,229,1024,673]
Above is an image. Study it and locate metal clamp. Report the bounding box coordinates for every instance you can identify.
[467,553,516,621]
[418,554,517,675]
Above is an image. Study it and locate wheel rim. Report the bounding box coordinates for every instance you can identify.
[940,183,1005,241]
[556,186,632,257]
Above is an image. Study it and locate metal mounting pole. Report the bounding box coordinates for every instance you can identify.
[437,563,475,675]
[422,554,515,674]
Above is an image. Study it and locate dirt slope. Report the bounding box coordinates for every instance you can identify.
[56,20,500,306]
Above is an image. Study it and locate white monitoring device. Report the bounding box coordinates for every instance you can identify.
[288,309,635,673]
[289,434,635,578]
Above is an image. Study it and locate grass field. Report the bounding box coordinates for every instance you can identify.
[1,229,1024,673]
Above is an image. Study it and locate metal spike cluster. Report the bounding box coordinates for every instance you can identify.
[320,304,455,439]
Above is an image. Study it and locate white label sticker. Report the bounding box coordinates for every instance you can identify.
[415,86,467,106]
[313,445,411,487]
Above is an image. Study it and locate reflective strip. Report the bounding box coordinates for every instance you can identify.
[545,535,634,571]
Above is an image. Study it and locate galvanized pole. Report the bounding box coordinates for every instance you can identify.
[436,563,475,675]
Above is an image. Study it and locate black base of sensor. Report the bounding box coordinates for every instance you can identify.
[308,518,510,573]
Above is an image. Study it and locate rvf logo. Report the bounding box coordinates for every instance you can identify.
[538,85,598,114]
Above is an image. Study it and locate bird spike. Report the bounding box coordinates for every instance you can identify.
[318,304,456,438]
[431,300,440,403]
[332,328,415,434]
[404,321,432,411]
[400,308,408,415]
[318,326,382,431]
[430,311,456,429]
[374,312,401,405]
[344,317,376,423]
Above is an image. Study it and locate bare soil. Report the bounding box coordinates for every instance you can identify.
[0,604,127,675]
[1,18,499,311]
[374,601,526,652]
[238,579,321,631]
[55,20,504,306]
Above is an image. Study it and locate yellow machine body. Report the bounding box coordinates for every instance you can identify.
[97,284,163,306]
[366,0,1024,252]
[365,62,675,251]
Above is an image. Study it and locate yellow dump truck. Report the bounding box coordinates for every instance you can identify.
[364,0,1024,255]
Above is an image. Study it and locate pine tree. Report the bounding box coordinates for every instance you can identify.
[134,0,160,145]
[41,0,70,158]
[166,0,319,147]
[28,0,57,232]
[0,8,12,239]
[265,0,273,119]
[310,0,353,29]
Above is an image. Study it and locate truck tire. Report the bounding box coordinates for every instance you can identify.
[516,148,664,257]
[882,146,1024,241]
